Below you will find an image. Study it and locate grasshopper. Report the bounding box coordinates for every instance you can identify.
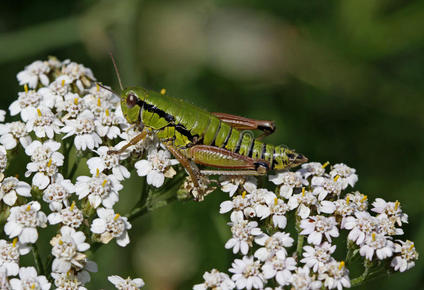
[106,59,308,199]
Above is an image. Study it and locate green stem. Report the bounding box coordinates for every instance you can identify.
[295,214,304,260]
[32,244,45,275]
[127,204,148,222]
[67,161,79,180]
[351,260,372,287]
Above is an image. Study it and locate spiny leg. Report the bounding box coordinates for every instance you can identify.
[212,112,276,137]
[108,128,148,155]
[163,143,202,190]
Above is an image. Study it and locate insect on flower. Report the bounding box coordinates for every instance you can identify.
[105,55,308,200]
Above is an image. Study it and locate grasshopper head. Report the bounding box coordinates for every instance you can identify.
[121,87,148,124]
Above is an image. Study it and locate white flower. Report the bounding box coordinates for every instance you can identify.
[301,242,336,272]
[300,216,339,245]
[376,214,404,236]
[254,232,294,261]
[220,194,251,217]
[333,192,368,217]
[62,110,102,151]
[290,266,322,290]
[83,85,120,117]
[311,176,343,199]
[248,188,276,219]
[297,162,327,179]
[48,202,84,229]
[194,269,235,290]
[391,240,418,272]
[135,148,179,188]
[341,211,376,245]
[268,198,289,229]
[0,146,6,180]
[95,109,124,139]
[74,260,98,285]
[371,198,408,226]
[0,267,11,289]
[10,267,51,290]
[75,172,122,209]
[269,171,304,198]
[262,252,296,287]
[329,163,358,189]
[42,174,75,211]
[87,146,130,181]
[50,226,90,273]
[229,256,264,290]
[225,212,262,255]
[51,272,87,290]
[0,239,31,276]
[0,121,32,149]
[56,93,85,119]
[39,75,72,109]
[9,89,45,118]
[288,189,317,219]
[4,201,47,244]
[0,177,31,206]
[318,261,350,290]
[220,176,257,197]
[359,232,394,260]
[0,110,5,122]
[90,208,132,247]
[17,60,50,88]
[23,107,63,139]
[61,60,95,91]
[108,275,145,289]
[25,140,64,189]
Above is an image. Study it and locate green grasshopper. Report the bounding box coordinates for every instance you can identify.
[106,59,308,198]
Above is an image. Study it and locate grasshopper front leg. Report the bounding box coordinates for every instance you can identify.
[108,128,148,155]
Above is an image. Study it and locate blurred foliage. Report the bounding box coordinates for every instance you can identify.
[0,0,423,289]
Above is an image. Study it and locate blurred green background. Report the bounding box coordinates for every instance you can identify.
[0,0,423,289]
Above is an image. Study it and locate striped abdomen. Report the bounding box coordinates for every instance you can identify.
[204,119,291,170]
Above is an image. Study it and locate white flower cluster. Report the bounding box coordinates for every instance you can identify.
[0,58,161,288]
[195,162,419,289]
[0,58,418,289]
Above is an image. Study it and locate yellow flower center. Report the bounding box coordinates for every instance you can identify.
[321,161,330,168]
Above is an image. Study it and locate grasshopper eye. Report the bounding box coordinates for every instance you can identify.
[126,93,137,108]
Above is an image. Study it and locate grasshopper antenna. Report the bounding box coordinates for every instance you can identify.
[96,82,119,96]
[109,52,124,91]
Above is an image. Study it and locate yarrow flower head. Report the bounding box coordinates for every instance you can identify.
[0,177,31,206]
[90,208,132,247]
[193,269,235,290]
[4,201,47,244]
[229,256,264,290]
[10,266,51,290]
[135,147,179,187]
[108,275,145,289]
[50,226,90,273]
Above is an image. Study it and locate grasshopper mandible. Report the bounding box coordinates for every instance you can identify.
[106,57,308,198]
